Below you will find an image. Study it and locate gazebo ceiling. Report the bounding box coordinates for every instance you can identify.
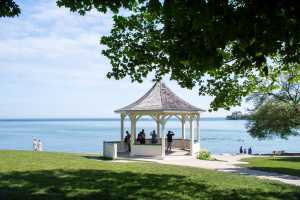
[115,81,205,113]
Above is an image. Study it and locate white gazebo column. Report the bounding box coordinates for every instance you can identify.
[196,113,200,142]
[181,114,186,149]
[129,113,136,156]
[181,115,186,139]
[156,114,160,139]
[189,115,194,155]
[160,116,166,158]
[120,113,125,141]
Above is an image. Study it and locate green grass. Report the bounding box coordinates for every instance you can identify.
[0,151,299,200]
[242,156,300,177]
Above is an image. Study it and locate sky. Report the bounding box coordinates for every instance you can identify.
[0,0,247,118]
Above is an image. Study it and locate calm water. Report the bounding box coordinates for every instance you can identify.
[0,118,299,154]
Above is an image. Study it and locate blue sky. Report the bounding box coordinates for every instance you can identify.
[0,0,247,118]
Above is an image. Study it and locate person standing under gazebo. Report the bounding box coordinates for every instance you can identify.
[166,131,175,152]
[141,129,146,144]
[150,130,157,144]
[124,131,131,152]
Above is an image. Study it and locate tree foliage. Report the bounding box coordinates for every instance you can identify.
[4,1,300,111]
[247,66,300,139]
[56,0,138,14]
[247,101,300,139]
[56,0,300,110]
[0,0,20,17]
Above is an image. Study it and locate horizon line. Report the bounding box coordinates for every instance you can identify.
[0,117,227,121]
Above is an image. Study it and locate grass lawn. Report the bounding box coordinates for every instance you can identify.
[0,151,299,200]
[242,156,300,177]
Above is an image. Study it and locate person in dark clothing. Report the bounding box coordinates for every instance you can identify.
[137,129,145,144]
[137,132,142,144]
[243,148,247,154]
[141,129,146,144]
[136,129,146,144]
[166,131,175,152]
[239,146,243,154]
[248,147,252,155]
[150,130,157,144]
[124,131,131,152]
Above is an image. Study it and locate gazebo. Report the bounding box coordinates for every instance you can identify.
[103,81,205,159]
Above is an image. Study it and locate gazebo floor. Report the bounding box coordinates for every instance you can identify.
[117,148,191,160]
[166,148,190,156]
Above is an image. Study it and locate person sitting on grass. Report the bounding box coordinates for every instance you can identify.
[166,131,175,152]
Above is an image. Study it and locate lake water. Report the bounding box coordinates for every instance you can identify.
[0,118,299,154]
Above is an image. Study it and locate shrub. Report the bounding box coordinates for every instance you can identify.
[197,150,211,160]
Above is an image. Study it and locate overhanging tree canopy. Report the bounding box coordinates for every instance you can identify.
[57,0,300,110]
[0,0,20,17]
[3,0,300,111]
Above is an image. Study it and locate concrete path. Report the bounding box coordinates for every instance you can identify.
[117,154,300,186]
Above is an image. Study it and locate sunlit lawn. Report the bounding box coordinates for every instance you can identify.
[242,156,300,177]
[0,150,299,200]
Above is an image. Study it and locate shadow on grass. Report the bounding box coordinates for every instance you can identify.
[0,169,299,200]
[271,157,300,163]
[245,157,300,177]
[82,155,112,161]
[248,167,300,178]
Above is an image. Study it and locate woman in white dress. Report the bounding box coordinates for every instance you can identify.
[37,140,43,151]
[33,139,38,151]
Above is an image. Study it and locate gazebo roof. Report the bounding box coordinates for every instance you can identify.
[115,81,205,113]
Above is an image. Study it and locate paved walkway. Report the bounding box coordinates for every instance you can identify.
[116,154,300,186]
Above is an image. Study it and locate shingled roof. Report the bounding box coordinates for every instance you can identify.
[115,82,205,113]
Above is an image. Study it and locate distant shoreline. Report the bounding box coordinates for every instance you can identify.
[0,117,235,122]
